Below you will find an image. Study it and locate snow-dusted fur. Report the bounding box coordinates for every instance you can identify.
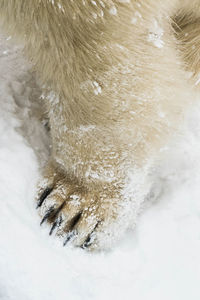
[0,0,199,249]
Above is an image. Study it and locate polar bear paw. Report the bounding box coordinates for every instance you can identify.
[36,162,126,251]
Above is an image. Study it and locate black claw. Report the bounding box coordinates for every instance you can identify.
[36,187,53,209]
[49,221,57,236]
[63,230,77,246]
[81,222,100,249]
[69,212,82,229]
[40,206,55,225]
[41,201,66,226]
[49,215,63,235]
[81,236,93,249]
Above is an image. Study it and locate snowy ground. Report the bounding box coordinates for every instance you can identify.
[1,33,200,300]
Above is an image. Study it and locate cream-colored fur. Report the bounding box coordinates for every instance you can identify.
[0,0,199,249]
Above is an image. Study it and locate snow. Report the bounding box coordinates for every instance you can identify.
[109,6,117,16]
[0,33,200,300]
[148,20,164,49]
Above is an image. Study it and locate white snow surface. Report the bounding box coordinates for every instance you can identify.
[1,33,200,300]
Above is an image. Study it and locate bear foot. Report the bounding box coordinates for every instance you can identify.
[36,162,126,250]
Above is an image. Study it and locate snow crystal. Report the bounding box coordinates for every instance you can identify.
[148,19,164,49]
[92,12,98,19]
[135,10,142,18]
[91,0,97,6]
[131,11,142,24]
[109,6,117,16]
[195,75,200,86]
[93,81,102,95]
[118,0,130,3]
[99,0,105,8]
[79,124,96,132]
[131,17,137,24]
[69,194,81,206]
[57,3,65,13]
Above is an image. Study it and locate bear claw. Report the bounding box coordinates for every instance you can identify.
[40,200,66,225]
[49,215,63,236]
[37,187,53,209]
[63,230,78,246]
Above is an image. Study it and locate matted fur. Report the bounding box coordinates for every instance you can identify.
[0,0,199,249]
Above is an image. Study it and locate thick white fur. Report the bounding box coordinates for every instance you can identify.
[0,0,199,249]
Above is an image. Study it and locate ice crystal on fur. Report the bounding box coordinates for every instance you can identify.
[148,19,164,49]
